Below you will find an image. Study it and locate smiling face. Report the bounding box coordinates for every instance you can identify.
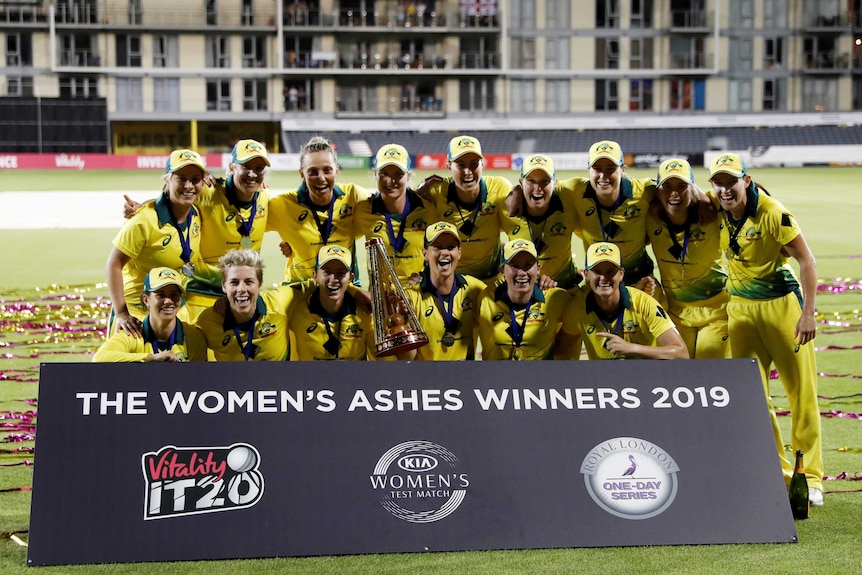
[167,165,204,210]
[589,159,624,203]
[710,173,751,219]
[424,232,462,282]
[300,149,339,206]
[142,286,184,323]
[585,261,623,298]
[657,177,693,220]
[230,158,268,200]
[503,251,539,302]
[222,264,262,320]
[520,169,555,216]
[314,260,353,307]
[375,165,409,205]
[448,153,483,198]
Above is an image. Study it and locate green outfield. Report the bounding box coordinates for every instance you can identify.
[1,166,861,574]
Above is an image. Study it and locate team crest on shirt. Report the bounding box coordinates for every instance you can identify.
[461,296,474,311]
[550,222,567,235]
[623,319,640,334]
[258,322,278,336]
[622,206,641,220]
[338,205,355,218]
[744,227,762,242]
[690,226,706,241]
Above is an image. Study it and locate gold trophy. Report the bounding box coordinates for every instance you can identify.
[366,237,429,357]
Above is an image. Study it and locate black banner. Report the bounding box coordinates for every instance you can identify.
[29,359,796,566]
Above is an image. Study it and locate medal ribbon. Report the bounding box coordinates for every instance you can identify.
[508,301,533,350]
[727,214,748,256]
[661,215,691,265]
[596,192,622,241]
[598,309,624,337]
[232,309,260,362]
[169,209,194,266]
[434,285,457,332]
[309,192,336,245]
[322,315,343,359]
[235,192,259,241]
[384,195,410,253]
[149,323,177,356]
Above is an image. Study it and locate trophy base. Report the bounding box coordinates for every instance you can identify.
[375,331,429,358]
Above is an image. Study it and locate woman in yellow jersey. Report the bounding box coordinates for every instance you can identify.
[402,221,485,360]
[267,136,370,284]
[195,249,292,361]
[511,153,582,290]
[416,135,519,284]
[354,144,438,282]
[476,239,575,360]
[286,245,376,360]
[93,267,207,362]
[184,139,271,321]
[709,153,823,506]
[646,158,729,359]
[562,242,688,360]
[106,149,204,336]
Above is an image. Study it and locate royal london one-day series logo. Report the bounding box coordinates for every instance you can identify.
[370,440,469,523]
[580,437,680,520]
[142,443,264,520]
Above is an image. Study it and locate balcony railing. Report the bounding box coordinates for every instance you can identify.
[669,10,711,29]
[803,51,851,70]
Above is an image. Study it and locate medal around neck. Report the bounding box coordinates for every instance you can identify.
[181,262,195,277]
[239,235,254,250]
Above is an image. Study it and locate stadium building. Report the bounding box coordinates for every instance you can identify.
[1,0,862,160]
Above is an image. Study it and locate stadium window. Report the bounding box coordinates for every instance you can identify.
[596,0,619,28]
[459,78,495,112]
[545,0,569,29]
[732,37,753,71]
[518,0,536,29]
[153,78,180,112]
[128,0,143,25]
[629,79,653,111]
[669,79,704,111]
[595,79,618,111]
[6,33,33,67]
[242,0,254,26]
[153,35,178,68]
[853,77,862,110]
[764,38,784,69]
[510,79,536,113]
[59,75,99,98]
[243,79,268,111]
[545,80,570,113]
[763,0,788,28]
[206,79,232,111]
[60,33,96,67]
[762,79,786,111]
[629,0,652,28]
[596,39,619,69]
[242,36,266,68]
[545,38,569,70]
[116,35,142,68]
[738,0,754,28]
[206,0,218,26]
[207,37,231,68]
[728,79,752,112]
[116,78,143,112]
[802,78,837,111]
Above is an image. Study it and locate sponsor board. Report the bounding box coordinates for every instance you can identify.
[29,360,796,566]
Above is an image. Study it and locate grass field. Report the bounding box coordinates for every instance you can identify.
[1,166,861,574]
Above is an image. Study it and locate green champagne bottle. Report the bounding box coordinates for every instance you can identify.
[788,449,809,520]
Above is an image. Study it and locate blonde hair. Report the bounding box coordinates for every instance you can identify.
[218,249,264,283]
[299,135,338,170]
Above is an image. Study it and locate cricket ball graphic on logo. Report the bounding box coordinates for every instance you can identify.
[142,443,264,520]
[370,440,470,523]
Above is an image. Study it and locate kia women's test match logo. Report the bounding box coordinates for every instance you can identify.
[370,440,469,523]
[580,437,679,520]
[142,443,264,520]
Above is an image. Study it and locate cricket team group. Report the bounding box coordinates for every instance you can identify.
[93,134,824,505]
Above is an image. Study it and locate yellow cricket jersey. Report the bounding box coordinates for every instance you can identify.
[427,175,517,281]
[646,209,727,313]
[719,184,803,301]
[404,272,486,360]
[266,182,370,283]
[188,179,269,298]
[194,287,294,361]
[477,283,572,360]
[563,284,677,360]
[112,195,202,317]
[558,177,655,281]
[92,319,207,362]
[285,280,374,360]
[507,193,582,289]
[354,190,437,281]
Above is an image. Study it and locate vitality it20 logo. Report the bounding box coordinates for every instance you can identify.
[142,443,264,520]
